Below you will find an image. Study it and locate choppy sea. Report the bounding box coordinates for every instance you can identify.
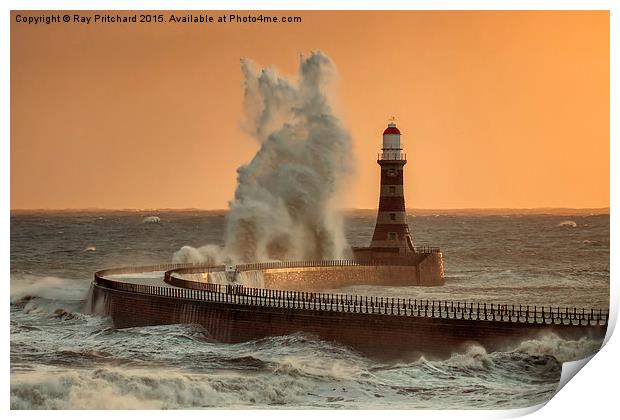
[10,210,609,409]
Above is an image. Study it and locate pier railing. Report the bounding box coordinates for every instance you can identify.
[96,254,443,281]
[236,259,417,271]
[94,274,609,327]
[169,255,442,275]
[94,262,221,276]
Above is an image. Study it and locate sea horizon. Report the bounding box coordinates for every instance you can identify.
[9,206,611,216]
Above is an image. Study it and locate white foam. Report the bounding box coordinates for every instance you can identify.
[207,271,229,285]
[235,270,265,288]
[10,365,306,409]
[206,270,264,288]
[444,344,494,369]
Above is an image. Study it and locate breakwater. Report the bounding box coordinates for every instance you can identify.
[90,262,608,360]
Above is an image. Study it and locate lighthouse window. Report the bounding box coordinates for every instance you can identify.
[388,169,396,176]
[389,213,396,221]
[388,232,397,240]
[389,186,396,195]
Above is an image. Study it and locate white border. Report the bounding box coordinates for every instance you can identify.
[3,1,616,419]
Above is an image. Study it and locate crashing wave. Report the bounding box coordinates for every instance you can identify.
[512,332,602,363]
[11,275,90,304]
[174,52,352,264]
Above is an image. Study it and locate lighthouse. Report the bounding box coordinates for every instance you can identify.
[369,120,415,253]
[351,119,444,284]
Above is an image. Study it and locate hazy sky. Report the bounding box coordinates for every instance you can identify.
[11,11,609,209]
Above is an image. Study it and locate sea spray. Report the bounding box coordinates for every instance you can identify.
[174,52,353,264]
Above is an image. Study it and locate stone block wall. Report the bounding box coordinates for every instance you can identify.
[259,257,445,291]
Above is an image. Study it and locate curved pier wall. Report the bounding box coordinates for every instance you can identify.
[261,255,446,289]
[91,284,606,360]
[188,263,444,291]
[261,265,434,291]
[170,254,445,289]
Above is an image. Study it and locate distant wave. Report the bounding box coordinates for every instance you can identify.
[82,246,96,252]
[10,274,90,304]
[557,220,577,228]
[142,216,161,224]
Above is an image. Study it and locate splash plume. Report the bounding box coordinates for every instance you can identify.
[174,51,353,264]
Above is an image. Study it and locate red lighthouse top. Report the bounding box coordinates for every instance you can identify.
[383,126,400,135]
[383,122,400,135]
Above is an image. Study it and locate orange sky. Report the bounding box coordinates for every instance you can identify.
[11,10,609,210]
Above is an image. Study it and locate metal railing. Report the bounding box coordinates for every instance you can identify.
[219,256,441,273]
[413,246,442,254]
[378,152,407,161]
[94,262,219,277]
[97,255,443,281]
[94,273,609,327]
[236,258,417,271]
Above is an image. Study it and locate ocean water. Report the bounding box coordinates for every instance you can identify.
[10,210,609,409]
